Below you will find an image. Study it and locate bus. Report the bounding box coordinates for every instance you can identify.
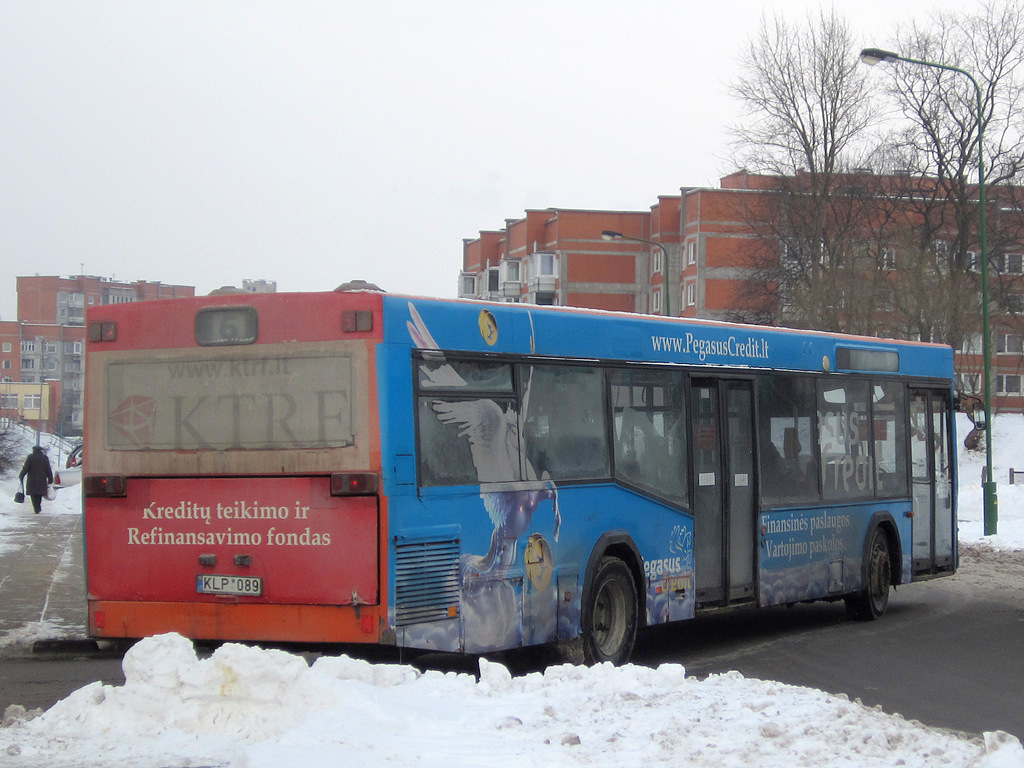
[82,290,956,663]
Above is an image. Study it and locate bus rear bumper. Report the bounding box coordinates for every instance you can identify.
[87,600,385,645]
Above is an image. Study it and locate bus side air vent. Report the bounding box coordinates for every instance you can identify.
[394,538,460,627]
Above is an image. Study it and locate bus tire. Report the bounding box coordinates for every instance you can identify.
[582,556,638,665]
[845,526,891,621]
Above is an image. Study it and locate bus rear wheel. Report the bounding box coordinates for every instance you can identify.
[846,527,891,621]
[582,557,638,665]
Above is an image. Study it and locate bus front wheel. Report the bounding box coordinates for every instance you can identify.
[582,556,638,665]
[845,527,891,620]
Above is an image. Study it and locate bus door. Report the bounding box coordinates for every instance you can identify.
[909,388,955,574]
[691,378,757,606]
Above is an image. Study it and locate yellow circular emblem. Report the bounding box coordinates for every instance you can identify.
[525,533,553,591]
[478,309,498,346]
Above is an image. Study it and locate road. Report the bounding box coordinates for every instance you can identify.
[1,544,1021,740]
[631,543,1024,739]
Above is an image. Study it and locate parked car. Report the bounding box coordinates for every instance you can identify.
[66,443,83,468]
[55,444,83,488]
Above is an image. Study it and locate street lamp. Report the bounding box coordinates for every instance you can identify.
[860,47,998,535]
[601,230,672,316]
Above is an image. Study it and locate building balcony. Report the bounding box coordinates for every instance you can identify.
[501,281,522,299]
[528,275,557,292]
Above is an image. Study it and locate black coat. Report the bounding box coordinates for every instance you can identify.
[19,448,53,496]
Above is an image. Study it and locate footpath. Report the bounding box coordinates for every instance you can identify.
[0,510,90,657]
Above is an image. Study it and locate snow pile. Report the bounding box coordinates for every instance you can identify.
[1,632,1022,768]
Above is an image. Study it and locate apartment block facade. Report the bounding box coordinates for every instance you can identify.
[2,275,195,435]
[460,171,1024,412]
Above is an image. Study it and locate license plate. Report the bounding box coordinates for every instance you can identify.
[196,574,263,596]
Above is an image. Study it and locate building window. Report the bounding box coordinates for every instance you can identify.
[24,394,41,410]
[881,248,896,271]
[651,289,662,314]
[959,333,983,354]
[502,260,521,282]
[64,342,83,355]
[45,342,58,354]
[1,360,9,370]
[687,241,697,265]
[1,393,17,409]
[487,268,499,292]
[21,359,35,370]
[1,342,9,353]
[996,333,1023,355]
[460,273,477,296]
[21,341,35,353]
[993,253,1024,274]
[933,240,949,268]
[535,252,556,276]
[996,374,1023,395]
[685,282,696,307]
[957,372,981,393]
[1006,295,1024,313]
[651,249,663,274]
[966,251,980,272]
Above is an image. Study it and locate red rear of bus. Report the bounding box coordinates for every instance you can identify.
[83,290,386,643]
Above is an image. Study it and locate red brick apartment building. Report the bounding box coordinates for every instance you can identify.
[1,275,194,435]
[460,171,1024,412]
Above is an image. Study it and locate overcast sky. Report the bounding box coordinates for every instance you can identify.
[0,0,970,321]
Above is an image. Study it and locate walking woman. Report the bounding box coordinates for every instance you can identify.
[19,445,53,514]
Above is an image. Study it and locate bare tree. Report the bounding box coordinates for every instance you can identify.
[876,0,1024,354]
[0,419,22,477]
[730,10,876,179]
[727,10,887,331]
[727,0,1024,366]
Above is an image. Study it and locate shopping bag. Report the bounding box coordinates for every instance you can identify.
[45,485,56,501]
[14,480,25,504]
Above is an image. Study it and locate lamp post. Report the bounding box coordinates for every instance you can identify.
[860,47,998,535]
[601,230,672,316]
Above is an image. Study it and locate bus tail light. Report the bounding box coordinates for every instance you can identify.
[331,472,379,496]
[87,322,118,342]
[84,475,127,498]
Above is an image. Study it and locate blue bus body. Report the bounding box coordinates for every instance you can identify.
[377,296,956,658]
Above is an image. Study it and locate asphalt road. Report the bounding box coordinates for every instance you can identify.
[631,543,1024,739]
[2,544,1021,740]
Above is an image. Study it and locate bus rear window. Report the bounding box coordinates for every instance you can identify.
[104,352,355,450]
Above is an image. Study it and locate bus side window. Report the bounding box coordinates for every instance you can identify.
[416,395,522,486]
[520,364,610,481]
[414,359,520,487]
[609,370,688,506]
[817,381,872,501]
[758,376,820,507]
[872,382,908,497]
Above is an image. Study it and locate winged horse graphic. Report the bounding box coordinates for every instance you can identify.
[407,302,560,578]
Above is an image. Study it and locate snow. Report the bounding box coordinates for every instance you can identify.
[2,421,1024,767]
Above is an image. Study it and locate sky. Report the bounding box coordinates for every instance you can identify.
[1,415,1024,766]
[0,0,979,322]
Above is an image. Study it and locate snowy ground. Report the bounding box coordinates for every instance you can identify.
[1,420,1023,767]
